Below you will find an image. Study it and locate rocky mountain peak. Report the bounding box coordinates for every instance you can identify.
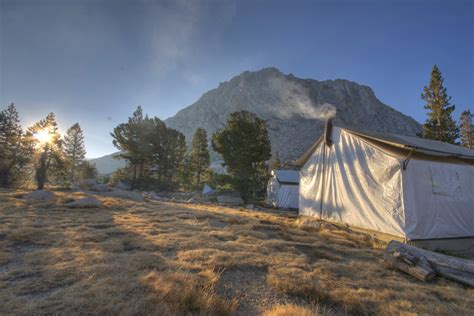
[165,67,422,161]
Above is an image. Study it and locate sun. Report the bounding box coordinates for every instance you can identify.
[34,129,53,144]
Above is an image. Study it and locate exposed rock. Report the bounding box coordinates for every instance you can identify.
[79,179,98,189]
[202,184,213,195]
[24,190,56,202]
[91,184,112,192]
[115,181,131,191]
[217,195,244,205]
[66,197,102,208]
[246,204,254,210]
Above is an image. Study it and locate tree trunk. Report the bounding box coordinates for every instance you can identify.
[384,243,436,282]
[36,152,47,190]
[385,241,474,287]
[196,170,201,188]
[0,170,10,188]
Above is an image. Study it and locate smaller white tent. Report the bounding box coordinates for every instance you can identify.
[267,169,300,209]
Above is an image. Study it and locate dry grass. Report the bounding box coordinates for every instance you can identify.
[0,189,473,315]
[263,303,331,316]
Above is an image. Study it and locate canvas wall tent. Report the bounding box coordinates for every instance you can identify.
[294,123,474,253]
[267,169,300,209]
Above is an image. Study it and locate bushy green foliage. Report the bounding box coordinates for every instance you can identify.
[80,161,98,180]
[27,113,65,190]
[111,106,186,190]
[212,111,271,202]
[459,110,473,149]
[422,65,459,143]
[63,123,86,183]
[189,128,210,188]
[0,104,34,188]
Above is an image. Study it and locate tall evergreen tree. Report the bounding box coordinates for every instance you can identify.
[80,161,98,179]
[212,111,271,202]
[111,107,186,190]
[189,128,210,188]
[27,113,63,190]
[0,103,33,187]
[111,106,151,189]
[64,123,86,183]
[421,65,459,143]
[459,110,473,150]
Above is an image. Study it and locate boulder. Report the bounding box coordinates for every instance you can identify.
[115,181,131,191]
[91,184,112,192]
[202,184,215,195]
[187,197,197,204]
[66,197,102,208]
[24,190,56,202]
[217,194,244,205]
[79,178,98,189]
[246,204,254,210]
[69,184,80,191]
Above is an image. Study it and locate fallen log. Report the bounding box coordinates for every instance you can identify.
[384,240,474,287]
[384,242,436,282]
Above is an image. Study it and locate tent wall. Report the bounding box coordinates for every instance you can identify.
[267,177,299,209]
[402,159,474,240]
[299,128,407,238]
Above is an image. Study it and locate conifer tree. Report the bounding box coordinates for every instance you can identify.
[27,113,63,190]
[111,106,186,190]
[80,161,98,179]
[212,111,271,202]
[421,65,459,143]
[64,123,86,183]
[0,103,33,187]
[111,106,151,189]
[189,128,210,188]
[459,110,473,150]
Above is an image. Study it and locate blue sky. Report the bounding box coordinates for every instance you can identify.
[1,0,473,158]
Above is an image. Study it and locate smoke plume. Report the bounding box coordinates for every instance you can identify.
[268,77,336,120]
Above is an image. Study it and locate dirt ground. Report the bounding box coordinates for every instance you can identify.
[0,189,473,315]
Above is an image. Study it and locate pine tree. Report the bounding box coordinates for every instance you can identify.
[111,106,151,189]
[0,103,33,187]
[459,110,473,149]
[111,107,187,190]
[189,128,210,188]
[27,113,63,190]
[64,123,86,183]
[80,161,98,179]
[212,111,271,202]
[422,65,459,143]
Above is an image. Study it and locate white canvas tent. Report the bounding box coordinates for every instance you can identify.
[294,123,474,251]
[267,169,299,209]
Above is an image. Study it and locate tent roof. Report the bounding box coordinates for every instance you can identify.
[346,127,474,159]
[273,169,299,184]
[292,126,474,167]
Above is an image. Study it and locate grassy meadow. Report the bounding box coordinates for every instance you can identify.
[0,189,473,315]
